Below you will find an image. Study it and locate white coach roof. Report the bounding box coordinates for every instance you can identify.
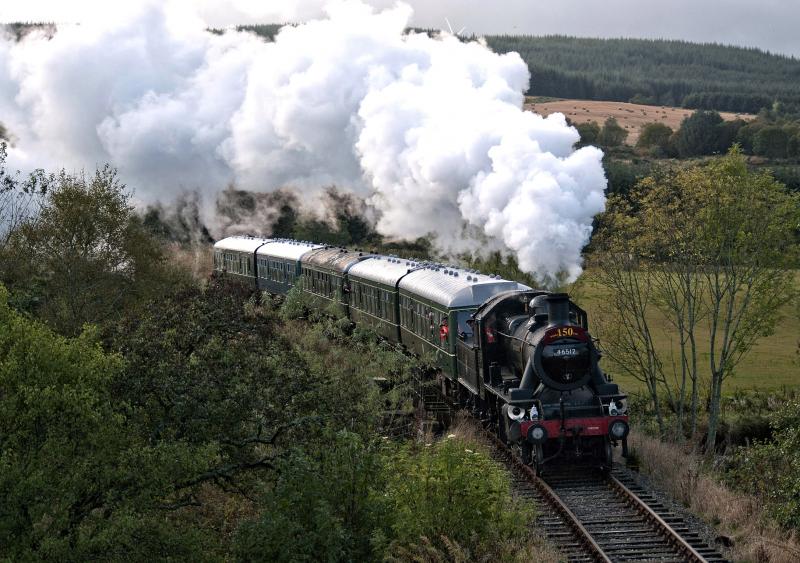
[257,239,325,261]
[213,236,273,253]
[399,266,531,308]
[347,256,425,287]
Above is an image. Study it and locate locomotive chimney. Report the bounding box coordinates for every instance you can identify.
[547,294,570,326]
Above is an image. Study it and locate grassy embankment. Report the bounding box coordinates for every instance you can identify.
[572,270,799,394]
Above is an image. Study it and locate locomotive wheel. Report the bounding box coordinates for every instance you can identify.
[521,442,533,465]
[533,444,545,475]
[497,415,508,444]
[601,438,613,474]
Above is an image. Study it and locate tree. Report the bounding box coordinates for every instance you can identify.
[0,285,212,559]
[637,122,673,151]
[789,134,800,158]
[592,148,799,449]
[0,142,50,253]
[3,166,169,334]
[576,121,600,145]
[753,125,790,158]
[675,110,724,157]
[598,117,629,147]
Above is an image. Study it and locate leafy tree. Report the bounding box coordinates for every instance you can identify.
[753,125,790,158]
[789,134,800,158]
[715,119,747,155]
[598,117,629,147]
[0,142,50,253]
[105,276,326,490]
[0,285,212,560]
[234,430,388,562]
[3,166,171,334]
[575,121,600,145]
[675,110,724,157]
[637,122,673,151]
[592,149,799,447]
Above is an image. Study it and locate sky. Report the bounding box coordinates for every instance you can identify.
[1,0,798,58]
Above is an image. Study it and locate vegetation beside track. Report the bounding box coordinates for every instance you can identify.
[0,159,557,558]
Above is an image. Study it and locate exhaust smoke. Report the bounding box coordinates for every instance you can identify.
[0,0,606,281]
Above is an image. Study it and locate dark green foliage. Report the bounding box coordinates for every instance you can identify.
[382,436,533,555]
[2,166,178,335]
[487,35,800,113]
[603,158,654,197]
[233,430,388,562]
[769,164,800,192]
[234,430,538,561]
[105,276,319,478]
[598,117,629,147]
[754,126,791,158]
[722,400,800,528]
[637,122,673,151]
[576,120,600,144]
[675,110,724,156]
[235,24,286,40]
[0,285,214,560]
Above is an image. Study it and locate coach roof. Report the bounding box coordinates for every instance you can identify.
[257,239,325,261]
[399,266,531,308]
[213,236,273,253]
[347,256,426,287]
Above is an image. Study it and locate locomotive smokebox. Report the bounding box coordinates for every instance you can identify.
[546,293,570,326]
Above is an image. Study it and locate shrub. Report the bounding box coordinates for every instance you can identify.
[722,401,800,529]
[383,435,533,555]
[599,117,629,147]
[576,121,600,145]
[637,122,673,150]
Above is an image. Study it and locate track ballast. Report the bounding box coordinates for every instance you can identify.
[481,423,728,562]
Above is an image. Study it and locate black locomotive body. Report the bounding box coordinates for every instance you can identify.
[463,290,629,472]
[213,235,629,472]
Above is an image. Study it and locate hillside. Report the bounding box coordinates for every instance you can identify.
[8,23,800,115]
[234,29,800,115]
[487,35,800,114]
[526,98,754,144]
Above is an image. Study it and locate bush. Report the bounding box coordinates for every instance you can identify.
[576,121,600,145]
[383,435,533,555]
[599,117,629,147]
[754,126,790,158]
[280,282,311,320]
[722,401,800,529]
[637,122,673,151]
[0,284,215,559]
[675,110,724,156]
[234,430,388,562]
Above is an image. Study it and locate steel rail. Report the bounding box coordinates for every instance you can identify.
[486,431,612,563]
[608,474,709,563]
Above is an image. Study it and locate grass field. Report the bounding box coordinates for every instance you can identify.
[525,98,755,145]
[572,270,799,394]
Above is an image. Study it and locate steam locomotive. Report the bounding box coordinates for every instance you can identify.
[213,235,629,473]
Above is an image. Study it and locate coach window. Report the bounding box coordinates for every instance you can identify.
[456,311,474,341]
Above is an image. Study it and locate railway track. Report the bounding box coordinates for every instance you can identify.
[484,429,728,562]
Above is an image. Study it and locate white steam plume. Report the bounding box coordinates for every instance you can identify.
[0,0,606,281]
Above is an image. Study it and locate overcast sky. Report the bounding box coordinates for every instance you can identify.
[2,0,799,58]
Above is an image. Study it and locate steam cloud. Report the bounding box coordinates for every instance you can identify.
[0,0,606,281]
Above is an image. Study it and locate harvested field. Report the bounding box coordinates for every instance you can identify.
[525,98,755,145]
